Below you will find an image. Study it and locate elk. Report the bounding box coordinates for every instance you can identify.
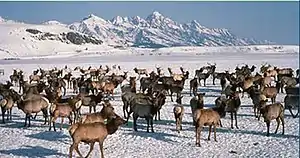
[0,94,14,123]
[68,114,126,158]
[190,78,198,96]
[16,96,50,127]
[190,93,205,125]
[153,91,167,121]
[193,108,221,147]
[49,102,76,131]
[173,95,184,133]
[155,65,164,76]
[129,94,159,132]
[258,100,284,136]
[133,67,148,78]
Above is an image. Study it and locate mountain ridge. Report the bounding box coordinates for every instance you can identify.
[0,12,273,48]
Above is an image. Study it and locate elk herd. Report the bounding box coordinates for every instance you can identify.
[0,62,299,157]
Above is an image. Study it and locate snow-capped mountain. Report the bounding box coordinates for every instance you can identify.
[0,11,273,53]
[68,11,272,48]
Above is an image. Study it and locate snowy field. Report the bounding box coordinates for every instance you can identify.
[0,50,299,158]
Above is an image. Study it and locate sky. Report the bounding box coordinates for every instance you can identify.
[0,1,299,45]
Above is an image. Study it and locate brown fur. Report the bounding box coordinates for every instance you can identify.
[68,115,126,158]
[49,102,76,131]
[260,86,277,104]
[193,109,221,147]
[258,100,284,136]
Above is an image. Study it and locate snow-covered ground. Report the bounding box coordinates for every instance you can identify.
[0,50,299,158]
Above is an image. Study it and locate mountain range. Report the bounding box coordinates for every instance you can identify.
[0,11,271,48]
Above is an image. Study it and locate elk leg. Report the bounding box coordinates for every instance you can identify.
[42,109,48,125]
[150,117,154,133]
[74,143,84,158]
[6,108,9,120]
[219,120,223,127]
[146,117,150,133]
[133,113,138,131]
[170,92,174,102]
[68,114,73,125]
[24,114,28,127]
[235,111,239,129]
[266,121,270,136]
[69,143,75,158]
[208,125,212,140]
[214,125,217,142]
[85,142,95,158]
[175,115,179,132]
[274,117,280,134]
[28,114,31,127]
[33,113,38,119]
[49,116,56,131]
[126,109,132,125]
[9,108,12,120]
[19,85,22,93]
[93,105,96,113]
[280,116,284,135]
[196,125,201,147]
[158,110,161,121]
[99,141,104,158]
[230,112,234,129]
[254,105,257,118]
[123,103,127,119]
[1,107,5,124]
[49,115,53,131]
[111,91,115,100]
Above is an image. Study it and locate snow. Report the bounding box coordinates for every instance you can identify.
[1,18,297,59]
[0,22,113,58]
[0,48,299,158]
[66,11,272,47]
[42,20,66,26]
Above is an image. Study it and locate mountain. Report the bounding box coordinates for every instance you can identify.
[68,11,272,48]
[0,16,105,58]
[0,11,272,54]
